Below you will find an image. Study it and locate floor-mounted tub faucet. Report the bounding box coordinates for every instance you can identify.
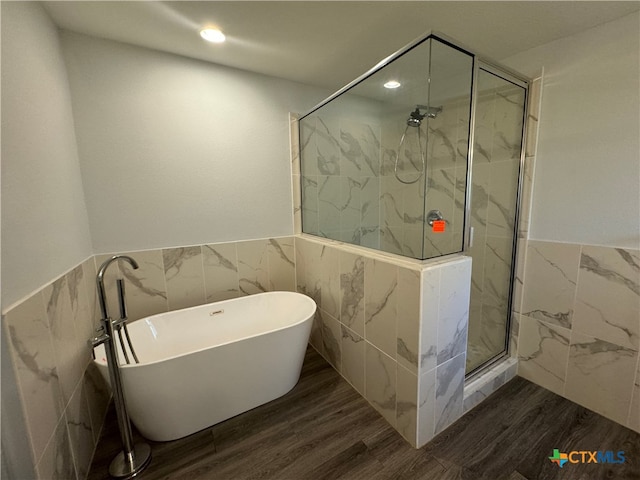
[91,255,151,478]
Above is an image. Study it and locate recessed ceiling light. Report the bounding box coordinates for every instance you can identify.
[200,28,226,43]
[384,80,401,89]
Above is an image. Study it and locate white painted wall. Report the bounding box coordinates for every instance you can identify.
[504,12,640,249]
[60,32,329,254]
[1,2,93,308]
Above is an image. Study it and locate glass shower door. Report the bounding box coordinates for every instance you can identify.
[466,66,526,373]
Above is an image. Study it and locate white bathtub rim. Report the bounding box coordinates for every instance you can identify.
[93,291,316,369]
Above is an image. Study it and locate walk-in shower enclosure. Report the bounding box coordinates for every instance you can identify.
[300,36,473,260]
[299,33,528,375]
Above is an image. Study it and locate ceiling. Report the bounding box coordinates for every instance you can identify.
[43,1,640,90]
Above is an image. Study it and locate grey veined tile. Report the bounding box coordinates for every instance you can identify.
[365,343,397,428]
[435,353,465,435]
[163,246,205,311]
[268,237,295,292]
[4,293,63,463]
[341,325,365,396]
[565,332,638,426]
[340,251,365,337]
[203,242,240,302]
[237,239,270,295]
[628,357,640,433]
[364,259,398,359]
[573,246,640,350]
[517,315,570,397]
[521,241,580,329]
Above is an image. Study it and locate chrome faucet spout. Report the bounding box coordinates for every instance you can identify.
[97,255,139,320]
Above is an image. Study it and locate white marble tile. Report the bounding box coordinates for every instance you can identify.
[339,120,380,177]
[83,363,110,444]
[482,235,513,309]
[4,294,63,463]
[268,237,296,292]
[396,364,418,447]
[628,357,640,433]
[237,239,270,295]
[81,258,100,332]
[341,325,365,395]
[517,315,570,396]
[301,175,319,234]
[573,246,640,350]
[525,78,542,158]
[521,241,580,329]
[565,332,638,425]
[361,176,380,229]
[321,309,342,371]
[66,382,94,480]
[35,415,77,480]
[511,238,528,315]
[364,258,397,358]
[299,115,318,176]
[365,343,397,427]
[163,246,205,311]
[289,112,300,176]
[44,276,85,407]
[397,268,420,374]
[492,84,525,164]
[316,116,341,176]
[463,370,506,413]
[437,259,471,365]
[94,250,169,322]
[339,251,365,336]
[317,175,340,236]
[67,264,93,371]
[435,352,465,435]
[309,310,323,356]
[320,245,340,318]
[203,242,240,302]
[420,267,440,372]
[417,366,436,447]
[292,173,302,234]
[517,156,536,239]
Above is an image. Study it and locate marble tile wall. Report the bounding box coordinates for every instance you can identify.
[3,235,296,479]
[299,114,381,248]
[378,98,469,259]
[515,240,640,433]
[94,236,296,323]
[296,234,472,448]
[3,257,109,479]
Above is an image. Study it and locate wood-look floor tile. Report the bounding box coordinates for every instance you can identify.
[88,347,640,480]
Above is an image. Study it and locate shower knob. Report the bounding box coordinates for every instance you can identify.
[426,210,445,226]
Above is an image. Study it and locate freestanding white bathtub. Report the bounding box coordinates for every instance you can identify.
[94,291,316,442]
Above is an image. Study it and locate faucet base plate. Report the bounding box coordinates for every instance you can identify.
[108,442,151,479]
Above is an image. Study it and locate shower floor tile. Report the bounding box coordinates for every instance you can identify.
[88,346,640,480]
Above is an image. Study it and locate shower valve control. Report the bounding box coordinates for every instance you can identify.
[426,210,446,227]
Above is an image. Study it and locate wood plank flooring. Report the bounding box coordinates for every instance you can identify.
[88,347,640,480]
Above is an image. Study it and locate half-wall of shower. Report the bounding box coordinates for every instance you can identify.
[298,34,528,375]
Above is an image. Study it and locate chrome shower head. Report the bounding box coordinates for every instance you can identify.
[407,108,424,127]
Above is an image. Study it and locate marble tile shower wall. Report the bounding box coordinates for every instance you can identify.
[299,114,381,249]
[3,258,109,479]
[379,99,468,259]
[295,234,472,448]
[515,240,640,433]
[3,236,297,479]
